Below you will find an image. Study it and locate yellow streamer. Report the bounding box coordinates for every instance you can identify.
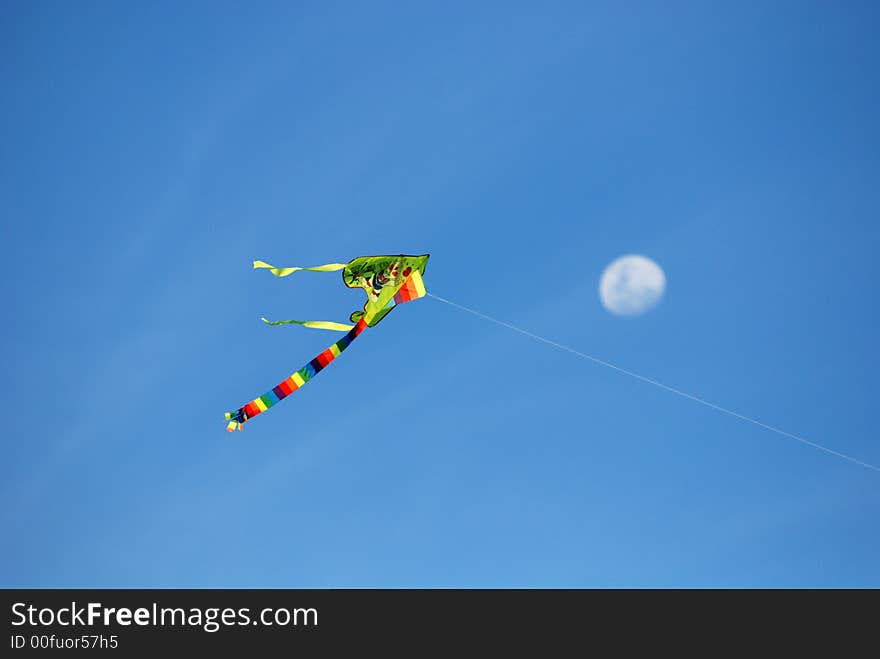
[261,317,354,331]
[253,260,347,277]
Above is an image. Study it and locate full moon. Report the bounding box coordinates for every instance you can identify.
[599,255,666,316]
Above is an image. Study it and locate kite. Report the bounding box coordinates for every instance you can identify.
[224,254,430,431]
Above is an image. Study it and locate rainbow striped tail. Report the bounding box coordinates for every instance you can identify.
[225,317,368,431]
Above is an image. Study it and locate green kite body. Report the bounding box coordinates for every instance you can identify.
[342,254,430,326]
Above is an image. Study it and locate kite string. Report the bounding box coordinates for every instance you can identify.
[426,292,880,474]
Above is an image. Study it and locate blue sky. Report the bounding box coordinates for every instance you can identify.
[2,1,878,587]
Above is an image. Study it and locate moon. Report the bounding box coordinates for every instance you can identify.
[599,255,666,316]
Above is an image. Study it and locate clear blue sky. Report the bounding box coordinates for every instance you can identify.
[2,1,878,587]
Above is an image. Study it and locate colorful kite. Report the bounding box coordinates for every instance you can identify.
[224,254,430,431]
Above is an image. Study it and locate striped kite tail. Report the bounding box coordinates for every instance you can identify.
[224,317,369,431]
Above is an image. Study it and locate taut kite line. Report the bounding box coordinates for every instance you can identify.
[426,292,880,474]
